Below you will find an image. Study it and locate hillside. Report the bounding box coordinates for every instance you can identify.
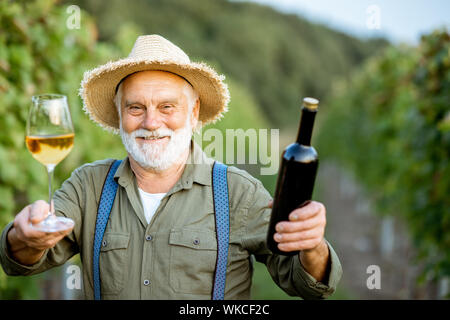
[65,0,389,127]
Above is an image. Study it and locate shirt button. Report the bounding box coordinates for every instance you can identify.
[193,238,200,245]
[143,279,150,286]
[145,235,153,241]
[102,240,107,247]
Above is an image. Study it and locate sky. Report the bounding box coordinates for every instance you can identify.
[242,0,450,44]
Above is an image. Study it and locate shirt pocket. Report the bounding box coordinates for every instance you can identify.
[99,232,130,295]
[169,228,217,295]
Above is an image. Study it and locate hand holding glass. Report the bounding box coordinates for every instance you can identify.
[25,94,75,232]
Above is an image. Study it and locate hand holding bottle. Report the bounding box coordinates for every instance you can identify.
[268,199,326,253]
[268,199,331,282]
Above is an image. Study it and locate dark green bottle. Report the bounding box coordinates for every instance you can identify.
[266,97,319,256]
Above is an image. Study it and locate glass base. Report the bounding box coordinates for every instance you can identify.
[31,214,75,233]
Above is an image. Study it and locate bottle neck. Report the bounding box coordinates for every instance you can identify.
[296,107,317,146]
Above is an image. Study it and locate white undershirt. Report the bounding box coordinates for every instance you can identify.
[138,188,166,224]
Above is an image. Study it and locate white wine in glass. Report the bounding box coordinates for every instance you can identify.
[26,94,75,232]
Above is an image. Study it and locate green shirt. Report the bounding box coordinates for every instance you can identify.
[0,141,342,299]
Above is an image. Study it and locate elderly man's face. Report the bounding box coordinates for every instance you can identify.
[117,70,199,171]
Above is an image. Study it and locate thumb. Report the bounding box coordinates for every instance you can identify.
[29,200,50,224]
[268,200,273,209]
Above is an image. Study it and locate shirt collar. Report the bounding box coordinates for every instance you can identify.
[114,140,214,189]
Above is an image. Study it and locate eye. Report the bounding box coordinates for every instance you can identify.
[127,104,144,111]
[127,105,145,115]
[160,105,174,112]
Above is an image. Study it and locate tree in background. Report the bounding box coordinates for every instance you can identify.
[67,0,388,129]
[318,29,450,287]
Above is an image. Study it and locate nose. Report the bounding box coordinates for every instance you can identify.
[141,108,163,131]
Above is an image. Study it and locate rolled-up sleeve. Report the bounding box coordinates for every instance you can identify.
[242,179,343,299]
[290,239,343,299]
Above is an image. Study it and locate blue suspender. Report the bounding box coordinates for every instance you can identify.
[93,160,230,300]
[93,159,122,300]
[211,161,230,300]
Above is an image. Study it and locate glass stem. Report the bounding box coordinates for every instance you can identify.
[47,164,56,217]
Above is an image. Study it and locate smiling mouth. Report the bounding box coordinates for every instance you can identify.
[136,136,170,142]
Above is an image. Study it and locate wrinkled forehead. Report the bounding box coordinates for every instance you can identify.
[117,71,198,106]
[116,70,193,94]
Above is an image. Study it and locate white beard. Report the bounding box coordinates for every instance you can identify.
[120,118,193,172]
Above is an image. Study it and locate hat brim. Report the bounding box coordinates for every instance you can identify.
[79,58,230,134]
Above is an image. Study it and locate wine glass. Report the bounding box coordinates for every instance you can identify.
[25,94,75,232]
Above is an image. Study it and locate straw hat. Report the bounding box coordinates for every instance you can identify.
[79,35,230,133]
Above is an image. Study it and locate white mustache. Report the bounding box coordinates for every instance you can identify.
[131,128,174,139]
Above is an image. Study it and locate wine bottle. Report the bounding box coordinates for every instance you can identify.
[266,97,320,256]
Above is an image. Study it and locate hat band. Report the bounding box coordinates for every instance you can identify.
[114,70,194,94]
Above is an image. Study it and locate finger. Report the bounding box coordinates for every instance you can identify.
[14,205,31,228]
[16,204,49,241]
[289,201,325,221]
[274,228,321,243]
[15,223,48,249]
[29,200,50,224]
[268,200,273,208]
[33,229,70,249]
[32,226,72,244]
[12,205,65,250]
[14,206,44,238]
[13,206,33,241]
[56,224,74,237]
[278,238,323,252]
[276,216,324,233]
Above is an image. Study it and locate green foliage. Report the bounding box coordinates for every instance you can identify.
[318,29,450,282]
[0,0,126,298]
[65,0,388,128]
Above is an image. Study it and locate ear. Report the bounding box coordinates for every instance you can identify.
[190,98,200,129]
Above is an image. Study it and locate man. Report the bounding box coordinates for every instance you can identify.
[0,35,342,299]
